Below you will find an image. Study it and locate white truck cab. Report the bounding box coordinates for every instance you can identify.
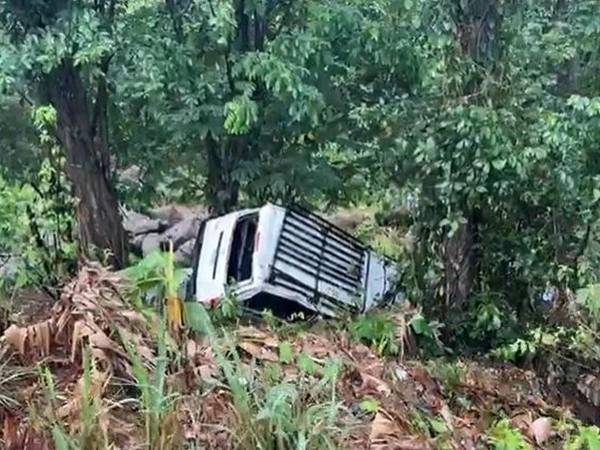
[188,204,400,317]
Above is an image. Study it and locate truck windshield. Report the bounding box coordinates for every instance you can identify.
[227,214,258,282]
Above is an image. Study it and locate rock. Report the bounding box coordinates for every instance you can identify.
[530,417,552,445]
[149,204,208,227]
[174,239,195,266]
[130,233,147,255]
[0,255,19,281]
[141,233,165,256]
[118,165,142,184]
[123,210,166,236]
[162,217,201,250]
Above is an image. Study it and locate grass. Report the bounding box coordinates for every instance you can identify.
[126,316,181,450]
[487,419,531,450]
[185,301,348,450]
[3,253,598,450]
[38,349,110,450]
[0,347,31,410]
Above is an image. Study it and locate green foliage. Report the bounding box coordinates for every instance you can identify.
[359,396,379,413]
[123,250,189,307]
[350,313,398,356]
[427,359,465,394]
[488,419,531,450]
[566,425,600,450]
[491,337,538,363]
[0,0,599,377]
[447,293,521,352]
[0,153,75,290]
[126,318,180,449]
[278,341,294,364]
[38,350,109,450]
[577,284,600,323]
[182,302,346,449]
[212,287,241,324]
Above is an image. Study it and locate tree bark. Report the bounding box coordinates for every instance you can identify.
[443,0,499,307]
[45,61,128,269]
[205,135,241,215]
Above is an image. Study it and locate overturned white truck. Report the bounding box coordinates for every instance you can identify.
[187,203,400,317]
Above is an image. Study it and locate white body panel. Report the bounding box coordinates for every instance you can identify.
[193,203,399,316]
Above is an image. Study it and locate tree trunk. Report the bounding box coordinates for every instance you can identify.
[443,0,499,307]
[443,215,477,309]
[45,61,128,269]
[205,135,241,215]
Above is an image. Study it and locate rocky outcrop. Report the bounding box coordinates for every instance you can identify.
[125,205,208,266]
[148,204,203,226]
[123,210,168,236]
[162,217,201,249]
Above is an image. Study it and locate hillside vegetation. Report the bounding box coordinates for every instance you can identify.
[1,0,600,448]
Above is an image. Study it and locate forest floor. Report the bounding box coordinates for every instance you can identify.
[0,265,597,450]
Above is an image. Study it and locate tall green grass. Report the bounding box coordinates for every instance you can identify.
[39,349,109,450]
[186,302,347,449]
[126,316,181,450]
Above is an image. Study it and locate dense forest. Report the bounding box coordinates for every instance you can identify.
[1,0,600,449]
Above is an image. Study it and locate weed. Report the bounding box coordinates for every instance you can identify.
[359,396,379,413]
[184,302,347,449]
[488,419,531,450]
[126,317,181,450]
[566,425,600,450]
[491,337,537,363]
[0,348,32,410]
[123,247,188,334]
[350,313,398,356]
[277,340,294,364]
[577,284,600,323]
[427,359,465,393]
[211,286,240,325]
[38,349,109,450]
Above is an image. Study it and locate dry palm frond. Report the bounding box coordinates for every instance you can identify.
[2,263,157,381]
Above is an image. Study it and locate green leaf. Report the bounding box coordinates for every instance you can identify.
[51,426,72,450]
[491,159,507,170]
[359,396,379,413]
[183,302,210,333]
[296,352,319,375]
[409,314,433,338]
[278,341,294,364]
[429,417,448,435]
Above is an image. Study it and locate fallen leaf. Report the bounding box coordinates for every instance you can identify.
[238,341,278,362]
[394,365,409,382]
[530,417,552,445]
[370,411,398,441]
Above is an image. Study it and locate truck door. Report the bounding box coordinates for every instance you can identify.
[193,214,238,304]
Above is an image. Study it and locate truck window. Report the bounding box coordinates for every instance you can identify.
[227,214,258,282]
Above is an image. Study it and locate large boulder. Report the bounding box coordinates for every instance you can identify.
[162,217,201,250]
[141,233,165,256]
[148,204,208,227]
[118,165,142,185]
[174,239,195,266]
[131,233,147,253]
[123,210,167,236]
